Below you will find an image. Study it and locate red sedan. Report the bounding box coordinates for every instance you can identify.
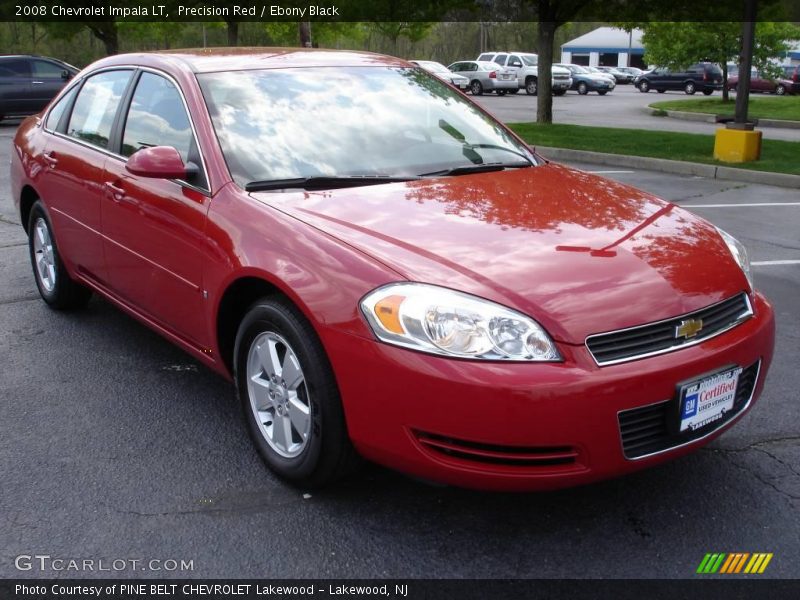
[11,49,774,491]
[727,69,794,95]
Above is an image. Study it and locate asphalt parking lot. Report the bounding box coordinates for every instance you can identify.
[472,85,800,142]
[0,119,798,579]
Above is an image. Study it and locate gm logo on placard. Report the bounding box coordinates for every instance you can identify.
[697,553,773,574]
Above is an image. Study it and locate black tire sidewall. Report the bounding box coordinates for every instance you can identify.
[234,299,341,483]
[28,201,64,305]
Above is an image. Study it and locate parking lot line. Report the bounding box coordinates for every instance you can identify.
[681,202,800,208]
[752,260,800,266]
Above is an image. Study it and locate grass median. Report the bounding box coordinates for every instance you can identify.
[508,123,800,176]
[648,96,800,122]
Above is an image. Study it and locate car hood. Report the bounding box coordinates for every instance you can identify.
[551,66,571,76]
[251,164,747,345]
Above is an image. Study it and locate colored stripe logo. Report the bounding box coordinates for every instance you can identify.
[697,553,773,574]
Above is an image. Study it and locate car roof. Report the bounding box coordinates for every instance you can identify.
[87,47,410,75]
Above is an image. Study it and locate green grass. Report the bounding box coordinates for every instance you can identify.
[508,123,800,176]
[648,96,800,122]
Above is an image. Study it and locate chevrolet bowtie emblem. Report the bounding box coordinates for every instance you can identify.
[676,318,704,339]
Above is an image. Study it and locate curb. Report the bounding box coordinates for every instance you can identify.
[651,108,800,130]
[535,146,800,189]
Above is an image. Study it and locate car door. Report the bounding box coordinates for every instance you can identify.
[0,57,32,116]
[101,70,211,347]
[40,69,135,284]
[30,59,71,112]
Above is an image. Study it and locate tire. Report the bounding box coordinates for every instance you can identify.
[577,82,588,95]
[27,201,91,310]
[639,80,650,92]
[525,77,538,96]
[553,89,567,96]
[496,89,507,96]
[597,90,608,96]
[234,297,359,488]
[684,81,696,95]
[776,84,786,96]
[657,89,666,93]
[702,89,713,96]
[470,80,483,95]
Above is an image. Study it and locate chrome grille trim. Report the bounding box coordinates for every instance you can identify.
[586,293,753,366]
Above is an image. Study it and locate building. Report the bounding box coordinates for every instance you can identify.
[560,27,645,69]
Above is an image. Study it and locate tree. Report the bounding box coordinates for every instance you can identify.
[639,22,800,102]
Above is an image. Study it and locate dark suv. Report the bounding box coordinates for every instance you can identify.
[637,62,723,95]
[0,55,78,122]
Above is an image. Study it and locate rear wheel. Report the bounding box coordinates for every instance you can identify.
[577,82,588,95]
[639,80,650,92]
[657,89,666,93]
[776,84,786,96]
[597,90,608,96]
[470,80,483,95]
[553,89,567,96]
[684,81,696,95]
[27,201,91,310]
[496,89,507,96]
[525,77,538,95]
[702,89,714,96]
[234,298,359,488]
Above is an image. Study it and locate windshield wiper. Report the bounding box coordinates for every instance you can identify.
[419,161,532,177]
[437,118,534,166]
[245,175,418,192]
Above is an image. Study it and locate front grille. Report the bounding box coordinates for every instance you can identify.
[413,430,580,469]
[618,360,760,459]
[587,293,752,366]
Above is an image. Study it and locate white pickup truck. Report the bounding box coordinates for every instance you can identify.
[476,51,573,96]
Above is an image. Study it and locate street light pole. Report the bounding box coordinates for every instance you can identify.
[733,0,758,126]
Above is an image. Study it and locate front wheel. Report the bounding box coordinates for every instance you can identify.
[639,80,650,92]
[234,298,358,488]
[470,80,483,95]
[28,201,91,310]
[702,89,714,96]
[684,81,696,95]
[775,84,786,96]
[525,78,538,95]
[597,90,608,96]
[577,82,588,95]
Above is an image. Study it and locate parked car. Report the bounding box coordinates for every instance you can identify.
[585,66,618,85]
[637,62,723,95]
[476,51,572,95]
[781,64,800,94]
[726,69,794,95]
[447,60,518,95]
[555,63,616,95]
[409,60,469,91]
[595,66,634,84]
[0,54,78,122]
[616,66,643,79]
[11,49,774,491]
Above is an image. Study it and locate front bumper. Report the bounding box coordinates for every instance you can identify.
[322,293,775,491]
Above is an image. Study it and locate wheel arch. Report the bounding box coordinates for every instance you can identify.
[19,185,40,233]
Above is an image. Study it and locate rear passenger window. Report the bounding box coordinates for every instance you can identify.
[0,58,31,78]
[494,54,508,66]
[45,85,78,131]
[121,72,193,163]
[67,70,132,150]
[32,60,65,78]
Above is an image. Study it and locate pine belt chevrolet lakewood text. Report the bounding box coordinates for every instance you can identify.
[11,48,775,491]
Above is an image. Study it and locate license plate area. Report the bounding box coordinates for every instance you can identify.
[677,366,742,433]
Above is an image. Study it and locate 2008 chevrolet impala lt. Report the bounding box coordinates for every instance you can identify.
[11,49,775,490]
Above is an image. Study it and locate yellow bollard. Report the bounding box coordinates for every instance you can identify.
[713,127,762,163]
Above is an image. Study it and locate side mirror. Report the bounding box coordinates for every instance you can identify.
[126,146,197,180]
[61,70,72,80]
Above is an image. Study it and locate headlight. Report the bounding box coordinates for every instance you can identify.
[360,283,561,361]
[716,227,753,292]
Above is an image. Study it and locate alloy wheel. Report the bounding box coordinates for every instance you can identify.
[32,218,56,293]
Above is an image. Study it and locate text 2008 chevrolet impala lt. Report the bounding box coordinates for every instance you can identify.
[11,49,774,490]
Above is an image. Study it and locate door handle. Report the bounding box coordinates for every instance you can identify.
[32,81,44,85]
[105,181,126,202]
[42,152,58,168]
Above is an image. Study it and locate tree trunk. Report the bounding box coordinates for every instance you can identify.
[722,62,729,102]
[227,20,239,47]
[299,22,311,47]
[536,21,556,124]
[88,22,119,56]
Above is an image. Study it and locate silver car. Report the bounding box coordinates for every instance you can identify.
[410,60,470,91]
[447,60,518,95]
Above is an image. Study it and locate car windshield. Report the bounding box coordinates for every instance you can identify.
[198,66,535,188]
[567,65,588,74]
[417,61,449,74]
